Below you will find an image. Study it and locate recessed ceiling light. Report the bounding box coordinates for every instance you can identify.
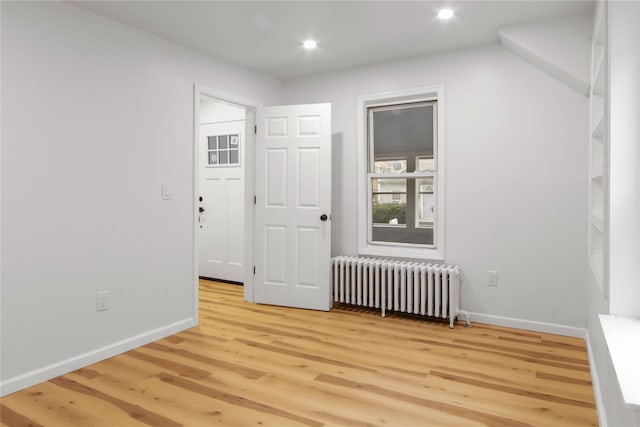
[302,40,318,50]
[437,8,455,20]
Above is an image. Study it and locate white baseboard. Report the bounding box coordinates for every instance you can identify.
[465,311,586,338]
[585,330,608,427]
[0,317,196,397]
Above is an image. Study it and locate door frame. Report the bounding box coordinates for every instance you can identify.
[193,83,260,321]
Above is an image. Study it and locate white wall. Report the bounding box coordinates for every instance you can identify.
[607,0,640,320]
[0,1,281,395]
[282,43,589,330]
[499,12,592,95]
[200,96,246,125]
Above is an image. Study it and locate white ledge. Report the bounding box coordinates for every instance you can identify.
[599,314,640,410]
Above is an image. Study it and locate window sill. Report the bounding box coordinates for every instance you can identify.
[599,314,640,411]
[359,244,444,262]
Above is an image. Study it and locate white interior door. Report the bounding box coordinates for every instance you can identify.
[254,103,332,310]
[199,121,244,282]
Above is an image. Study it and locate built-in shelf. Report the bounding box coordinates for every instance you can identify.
[592,46,605,96]
[590,100,604,134]
[591,164,604,180]
[593,3,605,46]
[588,0,607,296]
[592,117,604,140]
[599,315,640,410]
[592,64,605,97]
[591,214,604,233]
[589,254,603,288]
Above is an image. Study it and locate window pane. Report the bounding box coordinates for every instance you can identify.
[416,177,435,229]
[417,176,434,193]
[229,134,239,147]
[208,136,217,150]
[417,157,434,172]
[208,151,218,165]
[372,177,410,226]
[219,150,228,164]
[219,135,228,149]
[372,178,406,211]
[371,103,434,172]
[371,177,433,245]
[374,159,406,174]
[229,149,239,164]
[367,101,437,248]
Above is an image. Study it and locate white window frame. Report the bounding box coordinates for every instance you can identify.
[356,85,445,260]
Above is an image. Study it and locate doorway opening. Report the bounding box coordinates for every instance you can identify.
[193,85,258,312]
[193,85,333,320]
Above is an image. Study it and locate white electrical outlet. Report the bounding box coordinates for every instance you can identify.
[97,291,111,311]
[488,271,498,287]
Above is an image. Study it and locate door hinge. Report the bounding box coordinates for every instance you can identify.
[254,125,257,134]
[253,266,256,275]
[254,195,257,205]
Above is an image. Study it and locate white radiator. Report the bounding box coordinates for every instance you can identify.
[331,256,469,328]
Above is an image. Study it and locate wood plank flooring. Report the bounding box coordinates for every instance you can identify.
[1,280,598,426]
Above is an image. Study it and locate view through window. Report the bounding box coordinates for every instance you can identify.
[368,101,436,246]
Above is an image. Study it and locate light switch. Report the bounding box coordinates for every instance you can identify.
[488,270,498,287]
[162,184,171,200]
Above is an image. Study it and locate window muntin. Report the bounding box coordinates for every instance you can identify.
[367,101,437,247]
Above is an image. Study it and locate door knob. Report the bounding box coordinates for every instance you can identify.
[199,207,205,213]
[320,214,328,221]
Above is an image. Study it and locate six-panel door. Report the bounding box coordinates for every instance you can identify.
[254,103,332,310]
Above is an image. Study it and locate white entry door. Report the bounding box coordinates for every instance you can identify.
[254,103,332,310]
[199,121,244,282]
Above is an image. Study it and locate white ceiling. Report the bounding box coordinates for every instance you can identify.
[71,1,594,80]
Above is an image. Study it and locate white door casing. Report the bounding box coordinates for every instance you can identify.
[254,103,332,310]
[199,121,245,282]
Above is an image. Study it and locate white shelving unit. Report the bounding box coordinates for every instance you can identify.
[588,1,608,296]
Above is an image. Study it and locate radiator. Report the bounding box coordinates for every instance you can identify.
[331,256,469,328]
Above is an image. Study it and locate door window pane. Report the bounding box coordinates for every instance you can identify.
[219,135,228,149]
[219,150,228,165]
[229,149,239,164]
[209,152,218,165]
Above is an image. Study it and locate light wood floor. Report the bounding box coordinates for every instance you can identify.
[1,280,597,426]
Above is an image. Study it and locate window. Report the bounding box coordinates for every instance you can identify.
[207,134,240,166]
[357,86,445,260]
